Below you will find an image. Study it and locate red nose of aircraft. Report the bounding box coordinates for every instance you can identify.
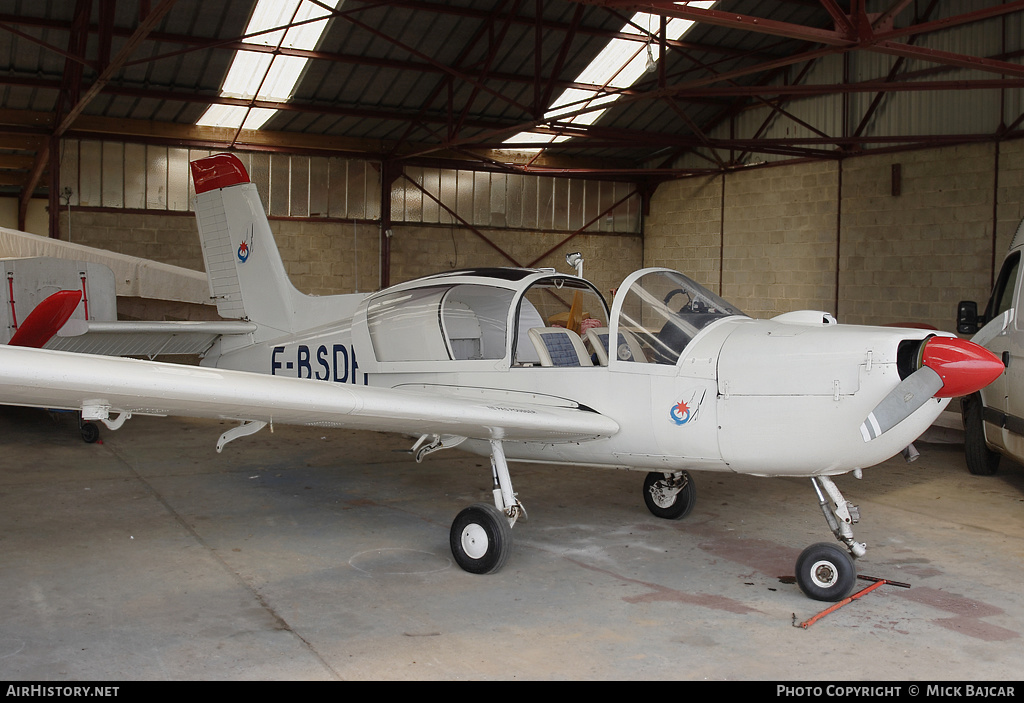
[921,337,1004,398]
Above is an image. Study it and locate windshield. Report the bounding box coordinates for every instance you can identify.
[613,270,744,365]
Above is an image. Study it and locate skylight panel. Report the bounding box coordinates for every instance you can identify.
[196,0,340,130]
[506,3,716,150]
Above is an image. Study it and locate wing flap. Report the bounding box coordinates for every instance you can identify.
[0,346,618,442]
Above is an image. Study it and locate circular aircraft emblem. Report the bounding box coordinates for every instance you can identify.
[237,224,254,263]
[669,399,691,425]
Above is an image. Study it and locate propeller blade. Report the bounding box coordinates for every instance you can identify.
[860,366,944,441]
[861,336,1004,441]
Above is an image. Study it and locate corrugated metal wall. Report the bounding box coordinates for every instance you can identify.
[394,165,640,232]
[59,140,642,234]
[672,4,1024,170]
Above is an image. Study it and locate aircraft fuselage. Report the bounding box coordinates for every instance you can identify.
[201,268,950,478]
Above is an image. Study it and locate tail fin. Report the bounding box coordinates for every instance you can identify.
[191,154,304,335]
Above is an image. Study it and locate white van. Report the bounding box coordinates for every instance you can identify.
[956,221,1024,475]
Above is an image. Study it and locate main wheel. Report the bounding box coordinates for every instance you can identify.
[795,542,856,602]
[80,421,100,444]
[963,395,1000,476]
[642,471,696,520]
[450,503,512,574]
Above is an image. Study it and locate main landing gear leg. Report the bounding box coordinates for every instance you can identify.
[795,476,864,601]
[449,439,524,574]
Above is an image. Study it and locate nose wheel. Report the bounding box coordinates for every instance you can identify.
[795,542,856,601]
[797,476,865,601]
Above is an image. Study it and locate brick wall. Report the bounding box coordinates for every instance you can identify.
[839,144,995,326]
[61,211,203,270]
[57,210,381,296]
[643,174,723,289]
[270,219,380,295]
[646,140,1024,331]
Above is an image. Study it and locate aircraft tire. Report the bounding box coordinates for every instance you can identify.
[963,394,1000,476]
[642,471,695,520]
[450,503,512,574]
[80,421,100,444]
[795,542,856,602]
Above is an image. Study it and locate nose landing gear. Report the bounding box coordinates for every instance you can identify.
[795,476,864,601]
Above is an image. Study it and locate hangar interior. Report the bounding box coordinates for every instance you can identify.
[3,0,1023,324]
[1,0,1024,681]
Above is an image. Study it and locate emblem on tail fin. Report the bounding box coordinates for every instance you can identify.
[237,224,254,263]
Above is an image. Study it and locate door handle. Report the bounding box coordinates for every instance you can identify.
[1003,351,1011,367]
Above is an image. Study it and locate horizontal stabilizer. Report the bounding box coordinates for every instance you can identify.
[46,319,257,357]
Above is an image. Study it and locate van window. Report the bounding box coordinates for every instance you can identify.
[989,251,1021,320]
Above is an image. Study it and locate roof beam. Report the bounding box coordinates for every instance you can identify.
[579,1,1024,78]
[585,2,852,45]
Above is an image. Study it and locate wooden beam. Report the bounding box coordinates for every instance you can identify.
[0,135,46,151]
[0,154,35,169]
[0,171,40,187]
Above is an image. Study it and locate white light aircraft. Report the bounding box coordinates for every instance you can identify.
[0,154,1004,601]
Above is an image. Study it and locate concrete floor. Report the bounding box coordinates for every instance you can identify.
[1,405,1022,681]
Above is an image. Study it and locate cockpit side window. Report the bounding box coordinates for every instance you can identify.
[441,285,513,360]
[366,284,513,363]
[513,278,608,367]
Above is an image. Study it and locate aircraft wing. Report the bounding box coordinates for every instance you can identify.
[0,345,619,443]
[45,320,258,357]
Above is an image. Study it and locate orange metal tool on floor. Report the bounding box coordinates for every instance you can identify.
[796,575,911,628]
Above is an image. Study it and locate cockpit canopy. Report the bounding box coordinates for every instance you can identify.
[359,268,744,370]
[362,271,609,369]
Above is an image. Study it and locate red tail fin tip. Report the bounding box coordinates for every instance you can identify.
[190,153,251,194]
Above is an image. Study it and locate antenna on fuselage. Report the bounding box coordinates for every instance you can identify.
[566,252,584,278]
